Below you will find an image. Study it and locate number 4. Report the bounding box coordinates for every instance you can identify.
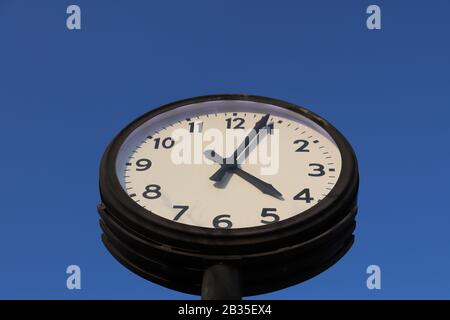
[293,188,314,203]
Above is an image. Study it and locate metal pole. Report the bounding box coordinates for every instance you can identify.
[201,264,242,300]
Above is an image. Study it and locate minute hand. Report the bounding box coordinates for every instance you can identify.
[209,114,270,182]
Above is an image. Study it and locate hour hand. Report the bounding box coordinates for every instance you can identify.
[204,150,284,201]
[209,164,233,181]
[234,169,284,200]
[205,150,234,187]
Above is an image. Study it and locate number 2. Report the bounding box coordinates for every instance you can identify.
[294,139,309,152]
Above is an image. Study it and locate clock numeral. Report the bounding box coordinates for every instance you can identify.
[188,121,203,133]
[142,184,161,199]
[226,117,245,129]
[173,205,189,221]
[135,158,152,171]
[260,208,280,225]
[213,214,232,229]
[293,188,314,203]
[294,139,309,152]
[154,137,175,149]
[308,163,325,177]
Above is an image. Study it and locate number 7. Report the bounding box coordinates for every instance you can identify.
[173,205,189,221]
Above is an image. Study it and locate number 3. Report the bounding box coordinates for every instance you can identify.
[309,163,325,177]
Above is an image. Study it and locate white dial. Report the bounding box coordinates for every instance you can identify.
[116,100,342,229]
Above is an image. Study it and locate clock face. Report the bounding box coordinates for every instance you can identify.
[116,99,342,229]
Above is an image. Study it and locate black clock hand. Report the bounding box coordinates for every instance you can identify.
[209,114,271,182]
[234,169,284,200]
[205,150,284,200]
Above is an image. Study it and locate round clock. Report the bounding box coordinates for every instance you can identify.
[98,94,359,299]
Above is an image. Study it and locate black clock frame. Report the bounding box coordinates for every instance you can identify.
[98,94,359,298]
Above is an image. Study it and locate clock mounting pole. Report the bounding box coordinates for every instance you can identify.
[201,264,242,300]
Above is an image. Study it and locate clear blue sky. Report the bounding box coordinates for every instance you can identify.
[0,0,449,299]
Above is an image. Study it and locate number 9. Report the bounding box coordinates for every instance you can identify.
[136,158,152,171]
